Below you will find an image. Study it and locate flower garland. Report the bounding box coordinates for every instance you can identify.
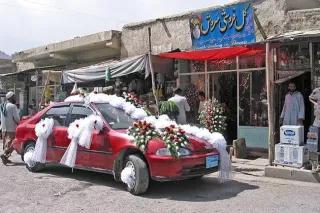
[199,99,227,134]
[161,125,189,158]
[127,120,158,151]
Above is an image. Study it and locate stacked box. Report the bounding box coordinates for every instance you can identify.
[306,126,320,152]
[275,144,308,168]
[280,125,304,145]
[275,126,307,168]
[275,144,285,164]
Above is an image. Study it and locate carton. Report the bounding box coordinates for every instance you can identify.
[274,144,308,168]
[275,144,285,164]
[280,125,304,145]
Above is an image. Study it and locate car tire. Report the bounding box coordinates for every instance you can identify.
[23,143,45,173]
[124,155,149,195]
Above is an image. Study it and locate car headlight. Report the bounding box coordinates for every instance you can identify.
[155,148,191,157]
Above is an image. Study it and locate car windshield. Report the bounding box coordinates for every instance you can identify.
[95,103,133,130]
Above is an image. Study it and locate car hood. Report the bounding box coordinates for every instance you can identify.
[115,129,218,155]
[187,135,217,154]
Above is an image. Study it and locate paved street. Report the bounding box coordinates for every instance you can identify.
[0,149,320,213]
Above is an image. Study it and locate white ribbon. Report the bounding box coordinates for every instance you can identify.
[60,115,104,168]
[32,118,54,163]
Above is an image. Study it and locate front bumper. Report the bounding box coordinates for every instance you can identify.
[147,152,219,181]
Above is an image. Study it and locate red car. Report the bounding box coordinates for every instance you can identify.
[13,101,219,195]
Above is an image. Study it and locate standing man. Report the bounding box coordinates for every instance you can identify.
[280,82,305,125]
[0,92,20,165]
[169,88,190,124]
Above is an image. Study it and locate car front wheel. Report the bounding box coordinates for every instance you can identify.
[123,155,149,195]
[23,143,45,172]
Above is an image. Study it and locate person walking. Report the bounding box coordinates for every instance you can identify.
[0,92,20,165]
[168,88,190,124]
[280,81,305,126]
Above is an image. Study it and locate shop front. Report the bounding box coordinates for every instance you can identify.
[161,47,268,148]
[159,2,269,148]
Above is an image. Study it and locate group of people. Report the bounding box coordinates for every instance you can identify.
[168,88,207,125]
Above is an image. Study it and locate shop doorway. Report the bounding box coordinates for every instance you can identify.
[209,72,237,144]
[276,72,312,139]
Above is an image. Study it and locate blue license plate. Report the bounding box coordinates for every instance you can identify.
[206,155,219,168]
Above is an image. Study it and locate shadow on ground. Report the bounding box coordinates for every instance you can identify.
[35,165,258,202]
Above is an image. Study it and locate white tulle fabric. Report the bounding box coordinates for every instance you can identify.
[65,93,148,121]
[64,95,85,102]
[60,115,104,168]
[121,166,135,189]
[32,118,54,163]
[180,125,232,182]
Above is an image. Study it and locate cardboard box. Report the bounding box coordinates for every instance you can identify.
[275,144,285,164]
[275,144,308,168]
[307,126,320,152]
[280,126,304,145]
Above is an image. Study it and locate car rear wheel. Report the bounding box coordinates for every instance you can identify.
[124,155,149,195]
[23,143,45,172]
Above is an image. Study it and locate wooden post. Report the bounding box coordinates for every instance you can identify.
[148,27,159,114]
[266,42,275,165]
[236,56,240,136]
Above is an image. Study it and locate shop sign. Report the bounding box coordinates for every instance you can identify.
[190,2,256,49]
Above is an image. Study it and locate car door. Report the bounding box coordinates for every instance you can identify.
[43,104,71,163]
[68,104,113,171]
[65,104,94,168]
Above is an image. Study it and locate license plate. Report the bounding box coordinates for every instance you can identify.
[206,155,219,168]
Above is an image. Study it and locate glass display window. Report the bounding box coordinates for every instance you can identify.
[239,70,268,127]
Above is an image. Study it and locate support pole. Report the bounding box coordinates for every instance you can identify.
[266,42,275,165]
[236,56,240,136]
[148,27,159,115]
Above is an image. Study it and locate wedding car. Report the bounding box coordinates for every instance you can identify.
[12,101,220,195]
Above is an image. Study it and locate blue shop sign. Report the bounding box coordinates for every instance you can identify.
[190,3,256,49]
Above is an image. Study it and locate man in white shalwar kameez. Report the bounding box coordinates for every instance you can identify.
[280,82,305,125]
[169,88,190,124]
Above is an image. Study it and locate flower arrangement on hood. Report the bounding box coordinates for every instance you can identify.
[127,120,158,152]
[199,99,227,134]
[160,124,189,158]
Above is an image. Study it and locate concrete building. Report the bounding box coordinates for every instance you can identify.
[13,30,121,71]
[121,0,320,58]
[9,30,121,113]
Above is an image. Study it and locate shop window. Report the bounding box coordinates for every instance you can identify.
[239,54,265,69]
[239,71,268,127]
[208,58,236,71]
[277,43,310,71]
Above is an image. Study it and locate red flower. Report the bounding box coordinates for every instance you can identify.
[170,135,175,140]
[170,125,175,128]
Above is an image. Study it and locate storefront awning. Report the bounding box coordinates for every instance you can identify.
[62,54,149,84]
[159,46,264,61]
